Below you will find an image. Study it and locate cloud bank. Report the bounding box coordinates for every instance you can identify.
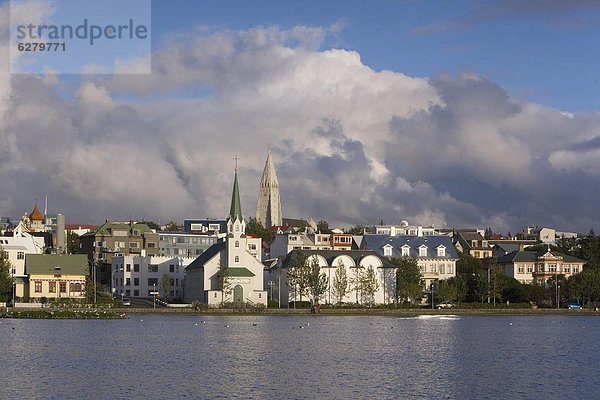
[1,2,599,233]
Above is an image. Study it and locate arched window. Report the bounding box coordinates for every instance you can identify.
[234,256,239,263]
[235,240,239,248]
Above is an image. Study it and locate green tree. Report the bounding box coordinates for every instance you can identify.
[217,263,232,304]
[246,217,273,244]
[0,248,12,300]
[346,225,365,235]
[351,266,364,304]
[163,221,181,231]
[332,260,349,303]
[140,220,161,230]
[306,256,328,305]
[392,257,422,304]
[66,231,80,254]
[488,263,506,306]
[361,266,380,306]
[316,220,330,233]
[287,251,309,304]
[437,279,458,303]
[160,273,173,301]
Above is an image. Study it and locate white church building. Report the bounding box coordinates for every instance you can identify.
[184,169,267,306]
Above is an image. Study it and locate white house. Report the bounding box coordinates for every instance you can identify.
[184,170,267,307]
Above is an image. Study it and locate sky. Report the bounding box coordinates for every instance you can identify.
[1,0,600,234]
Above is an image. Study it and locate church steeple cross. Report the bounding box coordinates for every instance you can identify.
[233,155,240,172]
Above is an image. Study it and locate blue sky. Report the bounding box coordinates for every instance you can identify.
[151,0,600,112]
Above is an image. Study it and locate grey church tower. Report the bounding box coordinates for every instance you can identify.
[256,152,283,228]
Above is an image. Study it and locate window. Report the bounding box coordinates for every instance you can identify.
[35,281,42,293]
[234,256,239,263]
[49,281,56,293]
[474,251,480,258]
[518,266,524,273]
[125,290,130,296]
[527,266,533,273]
[148,264,158,273]
[437,247,445,257]
[235,241,239,248]
[447,265,453,274]
[214,292,218,298]
[59,282,66,293]
[125,278,131,286]
[401,246,410,257]
[148,278,158,286]
[209,224,220,231]
[258,293,262,298]
[134,278,139,286]
[134,264,140,272]
[248,244,256,250]
[431,263,437,272]
[169,265,175,273]
[176,278,179,286]
[383,246,392,257]
[134,290,139,296]
[419,246,427,257]
[17,251,24,260]
[71,283,82,292]
[129,242,140,249]
[574,267,579,273]
[126,264,131,272]
[439,264,445,274]
[147,242,157,248]
[132,229,140,236]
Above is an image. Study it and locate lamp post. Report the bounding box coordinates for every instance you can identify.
[88,260,97,306]
[431,281,435,310]
[153,283,156,309]
[12,280,16,309]
[557,285,561,309]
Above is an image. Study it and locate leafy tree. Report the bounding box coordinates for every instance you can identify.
[488,263,506,306]
[576,234,600,270]
[217,262,232,304]
[246,217,273,243]
[0,248,12,300]
[346,225,365,235]
[361,266,380,306]
[160,273,173,300]
[437,279,458,303]
[140,220,161,230]
[163,221,181,231]
[66,231,80,254]
[332,260,349,303]
[287,251,309,304]
[306,256,328,305]
[351,266,364,304]
[316,220,330,233]
[392,257,422,304]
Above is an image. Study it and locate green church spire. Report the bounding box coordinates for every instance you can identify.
[229,170,243,222]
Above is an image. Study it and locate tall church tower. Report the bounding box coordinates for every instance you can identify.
[256,152,283,228]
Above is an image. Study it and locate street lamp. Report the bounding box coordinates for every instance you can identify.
[88,260,97,306]
[12,280,16,309]
[557,285,561,309]
[431,282,435,310]
[153,283,156,309]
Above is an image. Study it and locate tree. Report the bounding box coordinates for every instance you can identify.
[246,217,273,244]
[392,257,422,304]
[346,225,365,235]
[306,256,328,305]
[287,251,309,304]
[160,273,173,301]
[217,263,232,304]
[140,220,161,230]
[361,266,380,306]
[332,260,349,303]
[316,220,330,233]
[488,263,506,306]
[351,266,364,304]
[163,221,181,231]
[0,248,12,300]
[66,231,80,254]
[437,279,458,303]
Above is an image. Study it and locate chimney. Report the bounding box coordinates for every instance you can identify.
[390,226,396,237]
[417,226,423,237]
[519,244,525,251]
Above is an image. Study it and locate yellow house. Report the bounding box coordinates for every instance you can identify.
[25,254,87,299]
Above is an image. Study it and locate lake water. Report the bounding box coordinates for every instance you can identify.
[0,314,598,399]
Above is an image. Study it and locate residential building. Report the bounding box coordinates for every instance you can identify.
[65,224,97,237]
[454,230,492,259]
[521,226,578,245]
[112,255,193,299]
[24,254,87,300]
[79,221,159,288]
[184,169,267,306]
[361,234,458,292]
[497,249,585,284]
[183,219,227,237]
[256,152,283,228]
[0,219,45,297]
[276,249,397,306]
[374,222,439,236]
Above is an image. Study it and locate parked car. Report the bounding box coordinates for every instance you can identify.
[567,304,582,310]
[122,298,131,306]
[436,302,453,309]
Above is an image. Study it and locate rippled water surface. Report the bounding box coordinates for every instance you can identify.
[1,314,598,399]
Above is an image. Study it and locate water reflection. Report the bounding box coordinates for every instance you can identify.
[0,315,599,399]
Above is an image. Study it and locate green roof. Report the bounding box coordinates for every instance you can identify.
[25,254,88,276]
[82,222,154,237]
[229,171,243,222]
[223,267,255,277]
